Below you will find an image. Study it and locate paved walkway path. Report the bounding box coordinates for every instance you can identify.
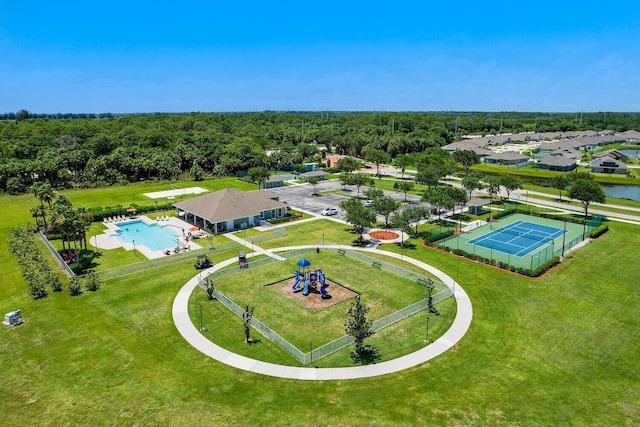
[172,244,472,380]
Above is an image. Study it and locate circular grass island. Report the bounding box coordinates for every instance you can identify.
[173,245,472,380]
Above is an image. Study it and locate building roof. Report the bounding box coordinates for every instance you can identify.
[589,156,627,170]
[300,170,328,178]
[466,198,489,207]
[592,149,629,161]
[549,147,583,159]
[172,188,287,224]
[485,151,529,162]
[265,175,284,182]
[538,156,577,167]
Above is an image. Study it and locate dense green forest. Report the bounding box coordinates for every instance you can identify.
[1,110,638,194]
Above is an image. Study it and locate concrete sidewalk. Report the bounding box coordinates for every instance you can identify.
[172,244,472,380]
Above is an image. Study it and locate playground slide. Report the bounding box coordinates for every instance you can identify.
[318,271,329,298]
[320,282,329,298]
[302,280,310,296]
[292,278,302,291]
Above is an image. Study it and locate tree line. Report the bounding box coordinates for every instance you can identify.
[2,111,638,194]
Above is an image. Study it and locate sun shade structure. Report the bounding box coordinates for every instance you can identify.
[296,258,311,267]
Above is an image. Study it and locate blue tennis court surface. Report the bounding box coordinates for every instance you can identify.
[468,220,566,257]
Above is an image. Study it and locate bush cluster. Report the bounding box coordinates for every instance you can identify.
[8,225,102,298]
[7,225,61,298]
[589,225,609,239]
[89,202,175,222]
[427,240,561,277]
[266,212,305,225]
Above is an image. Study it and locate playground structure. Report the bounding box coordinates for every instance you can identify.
[291,258,330,299]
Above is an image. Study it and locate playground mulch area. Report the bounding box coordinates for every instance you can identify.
[268,277,358,313]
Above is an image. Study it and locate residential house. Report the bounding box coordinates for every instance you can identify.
[589,156,628,174]
[537,156,578,172]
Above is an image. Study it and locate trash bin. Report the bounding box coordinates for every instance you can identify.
[316,247,320,253]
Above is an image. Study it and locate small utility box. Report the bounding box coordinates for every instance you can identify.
[3,309,23,326]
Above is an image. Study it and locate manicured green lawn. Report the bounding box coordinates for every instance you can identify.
[211,252,431,349]
[257,219,357,248]
[58,177,256,209]
[1,182,639,425]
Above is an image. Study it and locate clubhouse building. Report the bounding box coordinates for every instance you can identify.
[172,188,288,233]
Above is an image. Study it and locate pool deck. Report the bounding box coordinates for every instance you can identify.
[91,215,203,259]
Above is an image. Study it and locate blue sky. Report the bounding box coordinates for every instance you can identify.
[1,1,639,113]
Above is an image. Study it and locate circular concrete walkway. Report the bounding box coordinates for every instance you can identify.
[172,245,472,380]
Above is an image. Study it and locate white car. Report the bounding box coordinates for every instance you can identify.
[363,200,374,207]
[320,207,338,216]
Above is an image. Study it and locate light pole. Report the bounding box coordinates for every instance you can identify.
[322,232,325,248]
[309,338,313,364]
[426,316,430,343]
[133,239,136,254]
[561,219,567,257]
[199,304,204,331]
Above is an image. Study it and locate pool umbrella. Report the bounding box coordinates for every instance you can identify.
[126,207,136,213]
[296,258,311,267]
[189,226,199,232]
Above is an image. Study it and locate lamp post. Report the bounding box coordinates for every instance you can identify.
[133,239,135,254]
[561,219,567,257]
[426,316,430,343]
[322,232,325,248]
[199,304,204,331]
[309,338,313,365]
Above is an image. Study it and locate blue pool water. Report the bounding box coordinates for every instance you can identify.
[114,220,180,251]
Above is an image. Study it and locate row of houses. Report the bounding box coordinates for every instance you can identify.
[443,129,640,174]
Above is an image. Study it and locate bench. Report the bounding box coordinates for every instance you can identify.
[372,261,382,270]
[337,249,346,256]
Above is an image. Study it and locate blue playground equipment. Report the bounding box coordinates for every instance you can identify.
[292,270,303,291]
[318,269,330,299]
[291,258,330,299]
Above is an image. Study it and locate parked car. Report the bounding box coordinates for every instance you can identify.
[194,255,213,270]
[363,200,374,207]
[320,207,338,216]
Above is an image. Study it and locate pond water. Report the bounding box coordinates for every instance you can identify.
[602,185,640,201]
[620,149,640,158]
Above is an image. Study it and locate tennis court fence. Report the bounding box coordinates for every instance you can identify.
[437,214,602,271]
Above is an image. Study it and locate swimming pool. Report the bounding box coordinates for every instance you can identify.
[114,220,180,252]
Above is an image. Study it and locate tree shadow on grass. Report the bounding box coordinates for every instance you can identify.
[350,345,381,365]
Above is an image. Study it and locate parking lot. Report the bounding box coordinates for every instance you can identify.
[268,179,425,223]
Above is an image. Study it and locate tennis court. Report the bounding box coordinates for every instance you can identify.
[468,220,566,257]
[437,213,588,271]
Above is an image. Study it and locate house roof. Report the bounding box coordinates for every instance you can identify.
[592,149,629,160]
[265,175,284,182]
[589,156,627,170]
[172,188,287,224]
[538,156,577,167]
[549,147,582,159]
[485,151,529,161]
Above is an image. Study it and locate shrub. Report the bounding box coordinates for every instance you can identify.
[589,225,609,239]
[67,277,83,296]
[84,272,101,292]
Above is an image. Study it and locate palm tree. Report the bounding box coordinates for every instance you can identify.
[75,207,93,250]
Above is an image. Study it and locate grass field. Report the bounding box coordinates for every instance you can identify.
[1,180,639,425]
[213,252,431,347]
